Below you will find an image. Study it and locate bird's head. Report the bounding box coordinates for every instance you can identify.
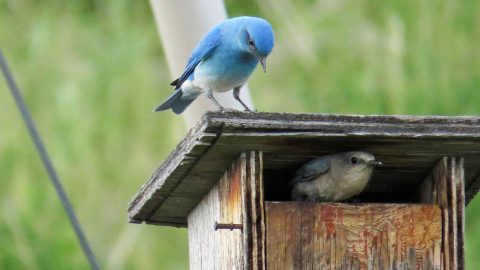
[243,17,274,72]
[340,151,382,174]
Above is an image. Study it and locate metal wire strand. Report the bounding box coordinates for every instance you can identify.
[0,50,100,270]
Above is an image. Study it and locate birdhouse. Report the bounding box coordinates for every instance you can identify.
[128,112,480,269]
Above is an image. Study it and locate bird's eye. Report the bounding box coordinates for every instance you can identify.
[248,37,255,47]
[350,157,358,164]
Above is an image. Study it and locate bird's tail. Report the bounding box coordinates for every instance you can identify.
[153,89,198,114]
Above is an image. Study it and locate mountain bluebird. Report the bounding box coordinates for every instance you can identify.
[154,16,275,114]
[291,152,382,202]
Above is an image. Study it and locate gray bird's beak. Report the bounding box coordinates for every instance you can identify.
[369,160,383,166]
[259,56,267,73]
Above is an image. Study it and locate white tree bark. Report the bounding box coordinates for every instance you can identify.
[150,0,254,128]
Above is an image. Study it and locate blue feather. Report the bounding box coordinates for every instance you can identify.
[171,96,197,114]
[173,27,222,90]
[153,90,182,112]
[153,88,200,114]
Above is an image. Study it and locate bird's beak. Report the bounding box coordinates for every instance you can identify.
[369,160,383,166]
[259,56,267,73]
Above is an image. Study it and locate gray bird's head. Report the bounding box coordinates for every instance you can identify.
[338,151,382,174]
[242,17,274,72]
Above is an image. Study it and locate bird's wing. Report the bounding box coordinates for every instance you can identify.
[291,158,331,184]
[171,27,222,89]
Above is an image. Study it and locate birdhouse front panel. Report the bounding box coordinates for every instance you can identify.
[266,203,442,269]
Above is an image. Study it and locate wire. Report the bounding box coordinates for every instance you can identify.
[0,50,100,270]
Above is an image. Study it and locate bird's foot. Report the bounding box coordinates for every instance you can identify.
[345,198,362,208]
[243,108,258,113]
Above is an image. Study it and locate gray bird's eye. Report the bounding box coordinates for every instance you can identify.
[350,157,358,164]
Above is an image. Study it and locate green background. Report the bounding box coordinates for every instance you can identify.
[1,0,479,269]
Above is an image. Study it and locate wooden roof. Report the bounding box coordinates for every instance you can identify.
[128,112,480,227]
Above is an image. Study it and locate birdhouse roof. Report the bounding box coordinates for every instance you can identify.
[128,112,480,227]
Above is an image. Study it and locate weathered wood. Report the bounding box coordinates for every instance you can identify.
[241,151,265,270]
[127,120,220,224]
[418,157,465,270]
[128,112,480,226]
[456,159,465,270]
[265,202,442,270]
[187,153,245,270]
[187,151,263,270]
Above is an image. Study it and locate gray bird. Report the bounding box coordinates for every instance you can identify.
[291,151,382,202]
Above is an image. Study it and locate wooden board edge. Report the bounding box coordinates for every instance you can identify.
[127,119,220,221]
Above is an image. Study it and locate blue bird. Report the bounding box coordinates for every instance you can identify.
[154,16,275,114]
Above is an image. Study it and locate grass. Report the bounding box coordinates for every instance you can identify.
[1,0,479,268]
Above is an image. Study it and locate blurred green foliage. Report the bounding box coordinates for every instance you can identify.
[1,0,479,269]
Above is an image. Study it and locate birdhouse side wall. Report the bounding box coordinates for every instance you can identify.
[187,151,264,270]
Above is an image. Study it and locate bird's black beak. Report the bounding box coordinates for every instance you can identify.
[259,56,267,73]
[369,160,383,166]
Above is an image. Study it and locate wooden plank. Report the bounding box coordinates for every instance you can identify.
[127,118,217,222]
[418,157,466,270]
[204,112,480,135]
[447,158,458,270]
[187,151,264,270]
[129,112,480,226]
[286,202,303,269]
[187,154,246,270]
[265,203,285,270]
[456,158,465,270]
[300,203,315,270]
[241,151,265,270]
[265,202,442,270]
[146,145,240,227]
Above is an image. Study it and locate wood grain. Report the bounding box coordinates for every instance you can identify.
[241,151,265,270]
[418,157,465,270]
[187,151,264,270]
[187,153,245,270]
[265,202,442,270]
[128,111,480,226]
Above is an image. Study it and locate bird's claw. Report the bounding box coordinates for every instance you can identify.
[345,198,361,208]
